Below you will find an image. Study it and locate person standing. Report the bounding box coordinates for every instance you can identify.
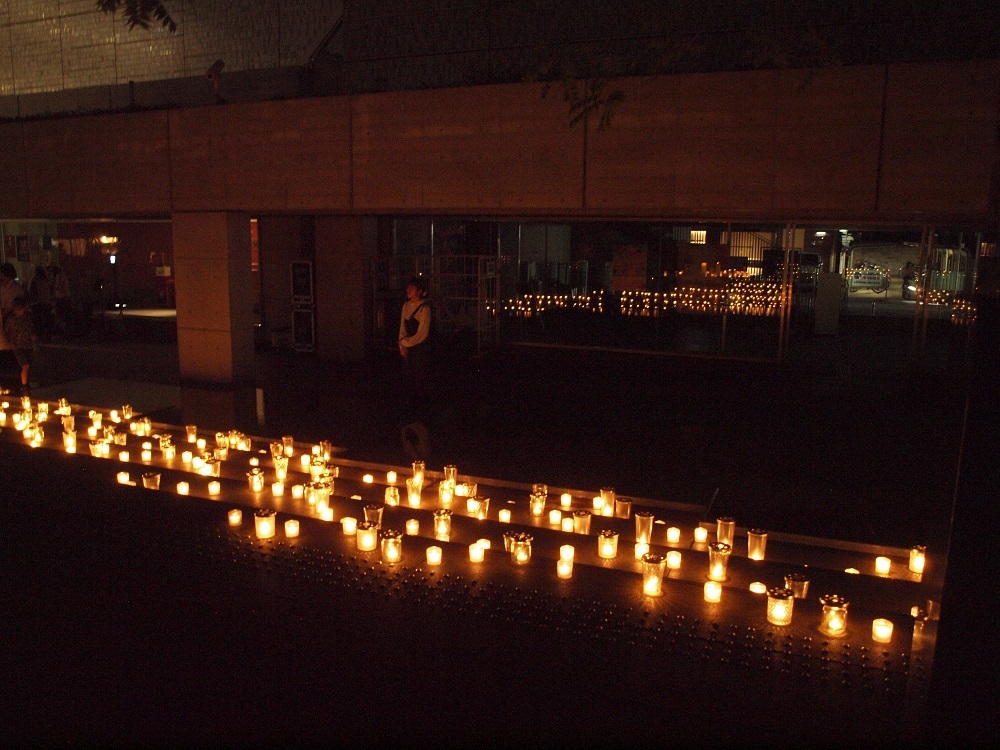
[0,263,27,381]
[398,276,433,448]
[3,296,36,395]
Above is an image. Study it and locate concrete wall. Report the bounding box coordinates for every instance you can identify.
[1,60,997,226]
[314,215,366,362]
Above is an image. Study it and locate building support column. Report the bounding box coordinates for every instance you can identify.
[314,216,368,362]
[172,211,255,385]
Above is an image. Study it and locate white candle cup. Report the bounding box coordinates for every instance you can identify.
[573,510,592,535]
[285,519,300,538]
[140,449,152,462]
[282,435,294,455]
[247,468,265,493]
[426,545,443,566]
[117,471,130,484]
[634,541,650,559]
[433,509,452,537]
[469,496,490,520]
[766,588,795,626]
[666,526,681,544]
[597,530,619,559]
[185,425,197,443]
[784,572,810,599]
[228,509,242,526]
[63,432,77,453]
[119,451,130,462]
[559,493,572,509]
[875,556,892,575]
[299,454,310,468]
[176,481,190,495]
[666,550,682,569]
[254,509,276,539]
[693,526,708,544]
[341,516,358,535]
[635,511,655,544]
[362,473,374,484]
[292,484,304,500]
[559,544,575,561]
[716,516,736,547]
[272,482,285,497]
[356,522,378,551]
[614,497,632,519]
[363,503,384,528]
[510,533,533,565]
[196,438,207,451]
[641,553,667,596]
[443,465,458,483]
[528,492,546,517]
[469,543,485,562]
[819,595,849,638]
[704,581,722,603]
[561,517,574,532]
[406,478,421,507]
[320,507,334,522]
[909,546,926,574]
[385,486,401,506]
[405,519,420,535]
[181,450,193,464]
[557,558,574,579]
[747,528,768,561]
[438,482,454,506]
[749,581,767,594]
[872,618,894,643]
[208,481,221,496]
[141,472,161,490]
[386,470,398,485]
[411,460,425,491]
[476,539,491,550]
[548,509,562,525]
[498,508,512,523]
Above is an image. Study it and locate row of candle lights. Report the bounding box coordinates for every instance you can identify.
[6,398,923,646]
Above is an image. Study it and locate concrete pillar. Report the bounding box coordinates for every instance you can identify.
[172,212,255,385]
[314,216,368,362]
[258,215,310,347]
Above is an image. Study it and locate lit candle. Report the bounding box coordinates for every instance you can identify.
[766,587,794,626]
[87,425,98,439]
[381,530,403,564]
[285,519,300,538]
[272,482,285,496]
[181,450,193,464]
[362,474,374,484]
[117,471,130,484]
[749,581,767,594]
[356,522,378,551]
[438,482,454,506]
[228,509,242,526]
[557,558,574,579]
[707,542,731,582]
[561,517,574,532]
[176,481,189,495]
[598,530,618,559]
[300,454,310,467]
[406,478,421,507]
[63,432,77,453]
[341,516,357,535]
[559,493,572,509]
[385,486,400,506]
[549,509,562,525]
[119,451,130,462]
[666,550,682,569]
[208,481,221,496]
[406,519,420,535]
[872,618,893,643]
[529,493,546,517]
[292,484,304,500]
[196,438,206,451]
[433,509,452,537]
[845,567,860,574]
[601,504,614,517]
[909,546,926,574]
[476,539,491,550]
[254,510,276,539]
[466,497,479,514]
[185,425,197,442]
[641,553,666,596]
[875,556,891,575]
[747,529,768,561]
[320,507,334,522]
[510,533,532,565]
[592,496,604,512]
[693,526,708,543]
[469,543,485,562]
[634,541,650,559]
[704,581,722,603]
[426,545,443,565]
[666,527,681,544]
[498,509,511,523]
[386,470,397,484]
[819,595,849,637]
[560,544,575,561]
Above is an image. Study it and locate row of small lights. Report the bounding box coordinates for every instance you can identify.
[2,396,927,645]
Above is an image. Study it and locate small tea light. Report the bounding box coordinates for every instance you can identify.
[510,533,532,565]
[176,481,190,495]
[469,543,485,562]
[747,529,768,561]
[749,581,767,594]
[292,484,304,500]
[433,509,452,537]
[300,454,310,468]
[405,519,420,535]
[560,544,575,561]
[634,541,650,559]
[63,432,77,453]
[872,618,894,643]
[208,481,221,496]
[162,445,176,460]
[109,409,119,422]
[406,478,421,507]
[141,441,152,451]
[707,542,732,582]
[185,425,197,442]
[87,425,98,439]
[385,486,400,506]
[285,519,300,538]
[597,530,619,559]
[529,493,546,517]
[119,451,130,462]
[272,482,285,497]
[557,558,574,579]
[196,438,206,451]
[320,507,334,522]
[666,527,681,544]
[548,509,562,525]
[466,497,479,514]
[341,516,358,535]
[909,546,926,574]
[181,450,193,464]
[426,545,443,565]
[875,556,891,575]
[641,553,666,596]
[228,509,242,526]
[601,504,614,517]
[498,509,512,523]
[819,594,849,637]
[559,493,572,509]
[592,496,604,512]
[247,469,265,493]
[386,470,397,484]
[693,526,708,543]
[356,522,378,551]
[117,471,130,484]
[561,517,574,532]
[476,539,491,550]
[438,482,454,506]
[254,509,276,539]
[666,550,682,569]
[845,567,860,575]
[704,581,722,603]
[362,473,374,484]
[455,483,470,498]
[381,529,403,564]
[767,587,794,626]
